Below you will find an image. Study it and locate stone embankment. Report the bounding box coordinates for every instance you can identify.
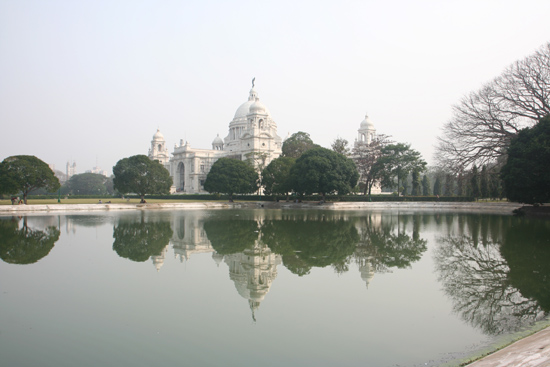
[465,327,550,367]
[0,201,523,214]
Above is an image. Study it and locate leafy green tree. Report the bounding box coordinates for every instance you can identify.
[456,169,466,196]
[281,131,318,158]
[501,115,550,204]
[480,165,489,199]
[203,157,258,201]
[289,147,359,200]
[401,180,408,196]
[411,169,422,195]
[105,176,115,195]
[67,173,109,195]
[470,164,481,199]
[489,169,502,199]
[444,173,454,196]
[422,174,431,196]
[377,143,427,195]
[113,155,172,201]
[0,218,60,264]
[0,155,60,204]
[112,219,172,262]
[352,134,391,197]
[331,137,350,156]
[433,176,442,196]
[261,156,295,199]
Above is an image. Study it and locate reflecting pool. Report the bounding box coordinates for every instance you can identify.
[1,209,549,367]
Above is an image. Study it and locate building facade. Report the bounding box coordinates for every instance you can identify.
[149,83,283,194]
[148,82,381,195]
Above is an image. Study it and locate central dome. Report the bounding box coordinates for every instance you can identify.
[233,88,270,119]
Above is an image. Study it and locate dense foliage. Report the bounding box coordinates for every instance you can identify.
[289,147,359,199]
[352,134,391,196]
[113,155,172,200]
[203,157,258,201]
[331,137,351,156]
[377,143,427,195]
[281,131,318,158]
[0,155,60,204]
[501,115,550,204]
[261,156,295,198]
[67,172,113,195]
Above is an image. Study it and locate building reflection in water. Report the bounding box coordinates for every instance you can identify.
[224,242,282,321]
[8,210,547,334]
[163,210,426,318]
[156,212,217,272]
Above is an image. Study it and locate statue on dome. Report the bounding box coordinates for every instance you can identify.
[252,77,255,88]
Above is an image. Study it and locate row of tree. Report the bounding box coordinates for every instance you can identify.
[0,133,435,203]
[206,139,359,201]
[260,132,429,200]
[3,112,547,205]
[427,164,503,199]
[329,134,427,197]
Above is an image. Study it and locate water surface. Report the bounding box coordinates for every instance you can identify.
[1,209,548,367]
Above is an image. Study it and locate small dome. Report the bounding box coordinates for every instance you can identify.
[360,114,375,129]
[249,98,266,114]
[212,134,223,145]
[153,129,165,140]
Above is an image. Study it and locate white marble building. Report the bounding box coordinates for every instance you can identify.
[357,113,376,144]
[148,81,380,194]
[149,82,283,194]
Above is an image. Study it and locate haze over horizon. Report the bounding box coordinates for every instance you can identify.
[1,0,549,175]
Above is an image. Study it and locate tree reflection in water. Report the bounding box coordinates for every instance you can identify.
[112,216,172,262]
[501,218,550,312]
[201,212,430,279]
[203,219,259,255]
[433,215,550,336]
[261,213,360,276]
[354,214,427,273]
[0,217,60,264]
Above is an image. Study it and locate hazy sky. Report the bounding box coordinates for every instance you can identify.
[1,0,549,175]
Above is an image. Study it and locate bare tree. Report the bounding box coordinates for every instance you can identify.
[436,42,550,170]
